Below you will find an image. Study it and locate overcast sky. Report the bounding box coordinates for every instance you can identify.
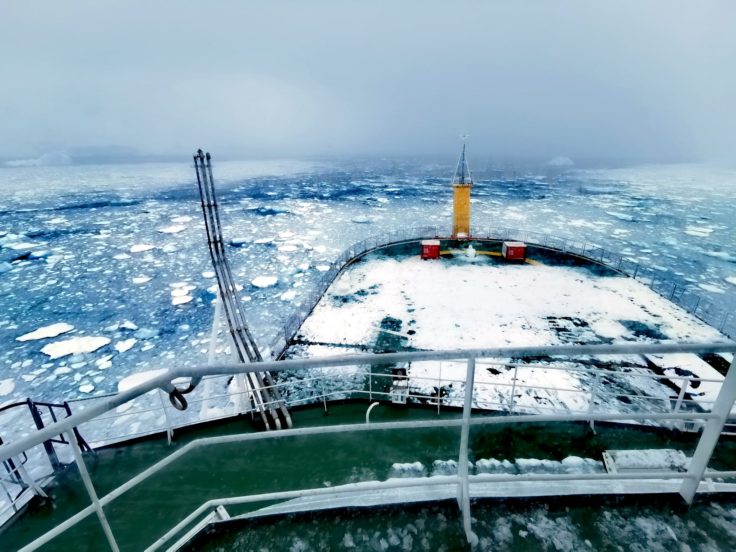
[1,1,735,163]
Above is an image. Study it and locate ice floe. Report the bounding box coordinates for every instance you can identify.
[0,379,15,396]
[699,283,726,294]
[114,339,137,353]
[117,368,169,392]
[252,275,278,288]
[158,224,186,234]
[16,322,74,342]
[704,250,736,262]
[130,244,155,253]
[684,225,715,237]
[41,336,111,359]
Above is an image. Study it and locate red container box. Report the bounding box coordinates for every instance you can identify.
[421,239,441,260]
[502,241,526,261]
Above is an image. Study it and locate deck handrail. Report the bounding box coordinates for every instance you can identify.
[2,341,735,465]
[2,341,736,550]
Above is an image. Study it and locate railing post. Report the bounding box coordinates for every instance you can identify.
[457,358,478,547]
[320,367,328,413]
[158,390,174,445]
[588,372,601,432]
[721,313,731,332]
[26,399,62,472]
[66,431,120,552]
[369,368,373,402]
[508,365,518,414]
[680,356,736,503]
[672,378,689,419]
[437,362,442,416]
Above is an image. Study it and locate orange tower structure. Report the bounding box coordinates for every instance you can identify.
[452,140,473,238]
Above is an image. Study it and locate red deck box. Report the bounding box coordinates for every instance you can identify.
[502,241,526,261]
[421,239,441,260]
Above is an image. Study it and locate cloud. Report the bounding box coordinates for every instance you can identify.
[1,0,734,162]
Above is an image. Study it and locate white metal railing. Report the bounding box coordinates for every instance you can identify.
[1,342,736,550]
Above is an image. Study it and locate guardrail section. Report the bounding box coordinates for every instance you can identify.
[1,342,735,551]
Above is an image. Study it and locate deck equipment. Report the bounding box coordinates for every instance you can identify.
[452,138,473,238]
[193,150,292,430]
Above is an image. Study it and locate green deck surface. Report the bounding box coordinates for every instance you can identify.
[3,401,735,551]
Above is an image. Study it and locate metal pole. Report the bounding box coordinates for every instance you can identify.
[365,402,379,424]
[320,367,328,413]
[457,358,478,546]
[157,389,174,445]
[207,294,223,365]
[680,356,736,503]
[369,367,373,402]
[437,362,442,416]
[15,461,48,498]
[588,372,601,433]
[673,378,689,415]
[65,431,120,552]
[26,400,62,472]
[509,365,518,414]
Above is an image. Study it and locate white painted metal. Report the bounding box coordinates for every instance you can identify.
[365,402,380,424]
[65,431,119,552]
[5,342,736,550]
[157,389,173,445]
[457,358,478,546]
[15,461,47,499]
[680,355,736,503]
[509,364,518,413]
[6,341,733,465]
[588,371,601,432]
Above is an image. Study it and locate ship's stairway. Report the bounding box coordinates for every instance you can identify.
[0,399,90,525]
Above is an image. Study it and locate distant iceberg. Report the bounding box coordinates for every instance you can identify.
[5,151,73,167]
[546,156,574,168]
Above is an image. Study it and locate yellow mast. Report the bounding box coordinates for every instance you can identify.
[452,140,473,238]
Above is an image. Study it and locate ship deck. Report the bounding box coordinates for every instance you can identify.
[5,401,736,552]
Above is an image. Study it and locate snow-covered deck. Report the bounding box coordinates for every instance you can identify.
[288,245,730,416]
